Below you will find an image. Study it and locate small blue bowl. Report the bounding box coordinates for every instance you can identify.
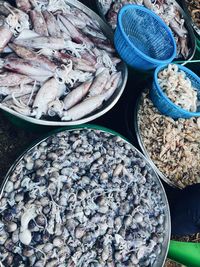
[114,5,177,70]
[150,64,200,119]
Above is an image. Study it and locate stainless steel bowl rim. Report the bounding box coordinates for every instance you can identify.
[0,124,171,267]
[0,0,128,126]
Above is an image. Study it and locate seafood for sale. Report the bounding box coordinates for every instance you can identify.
[98,0,190,59]
[30,10,49,36]
[0,72,33,87]
[63,80,92,110]
[0,84,39,102]
[8,43,57,72]
[32,78,66,119]
[186,0,200,31]
[158,64,198,112]
[61,72,121,120]
[0,128,168,266]
[0,0,124,122]
[15,0,32,12]
[138,91,200,188]
[0,26,13,52]
[42,10,61,38]
[0,57,54,82]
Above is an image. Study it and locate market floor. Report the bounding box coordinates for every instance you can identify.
[165,260,183,267]
[0,113,40,179]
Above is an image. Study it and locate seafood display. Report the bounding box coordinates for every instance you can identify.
[0,128,168,267]
[98,0,190,59]
[158,64,198,112]
[0,0,125,123]
[186,0,200,32]
[138,91,200,188]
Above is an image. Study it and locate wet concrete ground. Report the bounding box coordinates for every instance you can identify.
[0,113,40,179]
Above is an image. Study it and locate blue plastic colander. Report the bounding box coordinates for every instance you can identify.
[150,64,200,119]
[114,5,177,70]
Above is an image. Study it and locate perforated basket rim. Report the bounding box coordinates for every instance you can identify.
[154,63,200,116]
[117,4,177,64]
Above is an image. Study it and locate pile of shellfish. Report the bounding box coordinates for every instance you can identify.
[0,129,166,267]
[0,0,123,121]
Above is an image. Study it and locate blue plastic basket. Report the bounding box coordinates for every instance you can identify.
[150,64,200,119]
[114,5,177,70]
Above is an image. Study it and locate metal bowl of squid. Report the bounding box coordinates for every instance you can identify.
[0,124,171,267]
[0,0,128,127]
[95,0,196,63]
[181,0,200,38]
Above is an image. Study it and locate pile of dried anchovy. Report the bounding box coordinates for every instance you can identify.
[0,0,122,121]
[0,129,166,267]
[98,0,190,59]
[138,92,200,188]
[158,64,198,112]
[186,0,200,30]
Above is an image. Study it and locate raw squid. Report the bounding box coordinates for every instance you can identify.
[0,0,123,122]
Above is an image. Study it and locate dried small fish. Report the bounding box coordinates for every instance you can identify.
[138,91,200,188]
[158,64,198,112]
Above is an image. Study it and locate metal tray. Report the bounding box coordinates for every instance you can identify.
[0,124,171,267]
[134,92,183,189]
[181,0,200,38]
[0,0,128,127]
[95,0,196,62]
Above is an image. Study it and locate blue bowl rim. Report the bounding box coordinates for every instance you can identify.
[117,4,177,65]
[154,63,200,116]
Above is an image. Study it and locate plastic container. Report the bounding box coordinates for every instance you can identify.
[168,241,200,267]
[98,0,196,64]
[150,64,200,119]
[114,5,177,70]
